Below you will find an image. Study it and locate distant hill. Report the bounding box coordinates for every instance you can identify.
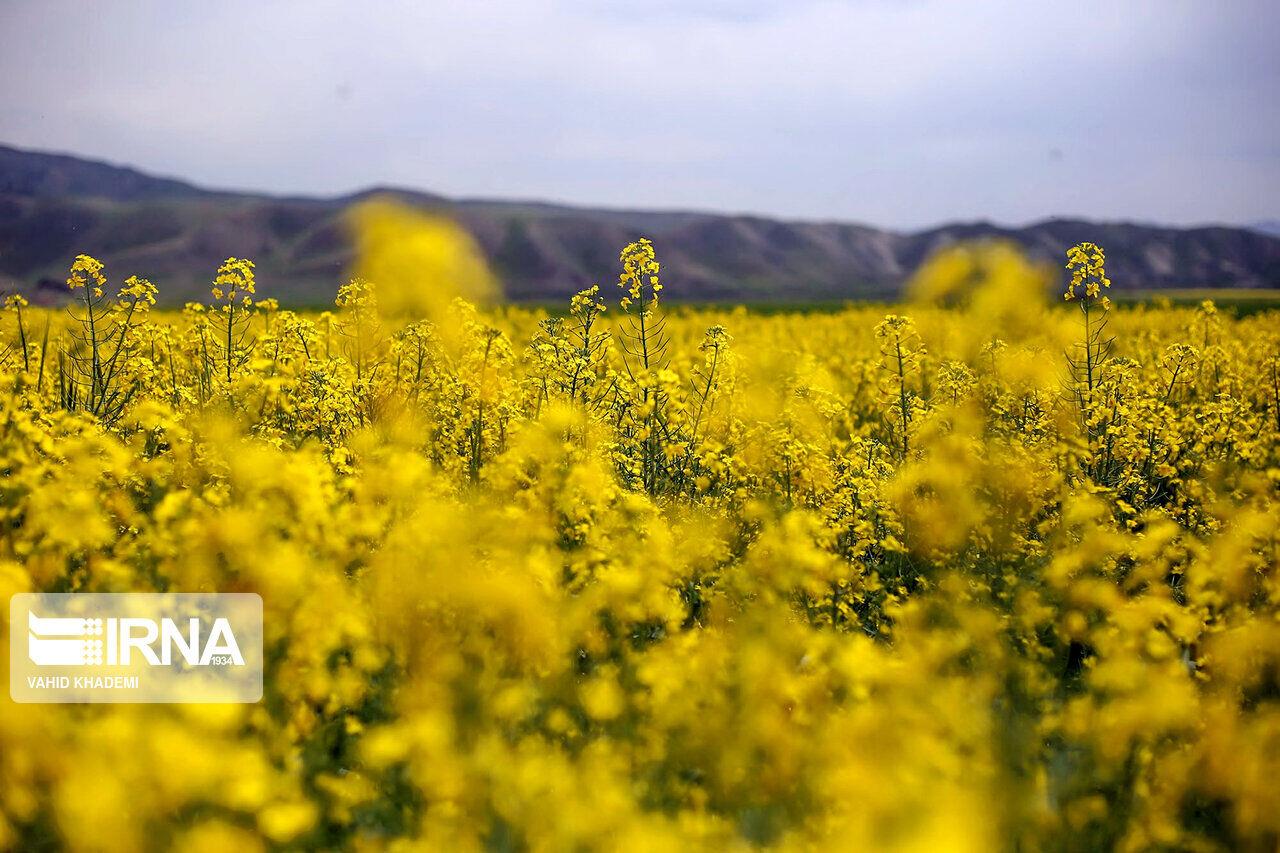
[2,143,1278,305]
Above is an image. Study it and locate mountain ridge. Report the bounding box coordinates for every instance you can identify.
[2,142,1278,304]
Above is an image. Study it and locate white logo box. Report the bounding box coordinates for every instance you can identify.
[10,593,262,703]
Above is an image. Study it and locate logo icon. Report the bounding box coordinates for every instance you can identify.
[27,612,104,665]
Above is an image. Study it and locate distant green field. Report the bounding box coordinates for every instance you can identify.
[1110,288,1280,316]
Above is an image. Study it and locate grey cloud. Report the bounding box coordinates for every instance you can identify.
[0,0,1276,228]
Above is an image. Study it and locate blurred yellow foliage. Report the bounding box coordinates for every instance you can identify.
[0,238,1277,850]
[348,197,499,322]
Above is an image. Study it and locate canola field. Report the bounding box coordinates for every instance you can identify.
[1,204,1278,851]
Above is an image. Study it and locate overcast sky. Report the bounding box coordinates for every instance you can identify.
[1,0,1277,229]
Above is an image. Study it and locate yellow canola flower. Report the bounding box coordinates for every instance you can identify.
[1064,240,1110,301]
[0,239,1276,852]
[347,197,498,323]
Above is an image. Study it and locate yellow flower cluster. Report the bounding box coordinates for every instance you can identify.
[66,253,107,298]
[119,275,158,308]
[0,236,1278,851]
[212,256,257,305]
[617,237,662,311]
[1065,240,1111,302]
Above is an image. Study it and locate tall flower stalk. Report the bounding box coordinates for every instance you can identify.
[1063,242,1114,449]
